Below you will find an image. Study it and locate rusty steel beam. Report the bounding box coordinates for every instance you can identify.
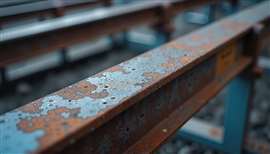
[0,0,111,24]
[0,0,219,68]
[0,1,270,154]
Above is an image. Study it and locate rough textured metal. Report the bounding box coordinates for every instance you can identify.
[0,0,215,43]
[0,1,269,154]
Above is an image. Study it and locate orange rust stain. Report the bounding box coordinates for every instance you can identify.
[143,72,162,81]
[18,108,86,149]
[107,65,125,73]
[167,42,189,50]
[90,90,109,99]
[142,52,152,58]
[57,80,109,100]
[166,42,198,53]
[167,37,217,54]
[20,101,42,113]
[190,34,203,41]
[95,65,128,78]
[160,58,178,69]
[179,56,191,65]
[220,20,248,32]
[199,43,215,52]
[209,127,222,138]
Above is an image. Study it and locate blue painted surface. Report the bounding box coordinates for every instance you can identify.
[0,111,45,154]
[178,129,224,151]
[126,31,168,52]
[223,76,252,154]
[184,4,216,25]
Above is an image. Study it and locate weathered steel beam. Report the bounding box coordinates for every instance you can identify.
[0,0,218,68]
[0,0,111,24]
[0,1,269,154]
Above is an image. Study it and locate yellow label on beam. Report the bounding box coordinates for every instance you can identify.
[216,43,237,76]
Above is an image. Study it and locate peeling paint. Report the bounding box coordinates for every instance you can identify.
[0,1,269,153]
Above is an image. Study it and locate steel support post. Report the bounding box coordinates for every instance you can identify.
[60,48,68,64]
[208,4,217,23]
[229,0,239,13]
[223,76,253,154]
[0,67,7,84]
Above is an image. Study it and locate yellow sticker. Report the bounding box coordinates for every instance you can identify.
[216,44,237,76]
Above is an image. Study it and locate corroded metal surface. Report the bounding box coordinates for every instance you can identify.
[0,0,219,67]
[0,0,110,24]
[0,0,216,43]
[0,1,270,154]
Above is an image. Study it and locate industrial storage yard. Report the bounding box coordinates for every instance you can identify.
[0,0,270,154]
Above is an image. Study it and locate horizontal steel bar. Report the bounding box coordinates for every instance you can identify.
[0,0,109,23]
[0,1,269,153]
[0,0,216,43]
[178,118,224,151]
[0,0,218,67]
[178,118,270,154]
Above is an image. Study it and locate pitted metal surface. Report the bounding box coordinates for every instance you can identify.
[0,1,269,153]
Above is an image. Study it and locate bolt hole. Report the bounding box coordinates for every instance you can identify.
[104,85,109,88]
[126,127,130,132]
[68,100,72,102]
[132,68,136,71]
[140,113,145,118]
[111,97,115,100]
[103,102,107,104]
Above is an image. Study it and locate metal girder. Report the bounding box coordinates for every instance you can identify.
[0,0,219,68]
[0,1,270,154]
[0,0,111,24]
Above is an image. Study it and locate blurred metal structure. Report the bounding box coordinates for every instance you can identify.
[0,0,112,24]
[0,0,220,84]
[0,1,270,153]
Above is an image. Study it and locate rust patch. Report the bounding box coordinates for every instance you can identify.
[160,57,178,69]
[220,20,248,32]
[18,108,85,149]
[19,101,42,113]
[143,72,162,81]
[179,56,191,65]
[107,65,126,73]
[57,80,108,100]
[209,127,222,138]
[166,42,201,53]
[190,34,203,41]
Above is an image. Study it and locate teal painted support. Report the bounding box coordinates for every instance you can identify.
[178,129,224,151]
[0,67,7,84]
[223,76,253,154]
[60,48,68,64]
[110,32,128,49]
[184,4,217,25]
[176,75,254,154]
[126,31,169,52]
